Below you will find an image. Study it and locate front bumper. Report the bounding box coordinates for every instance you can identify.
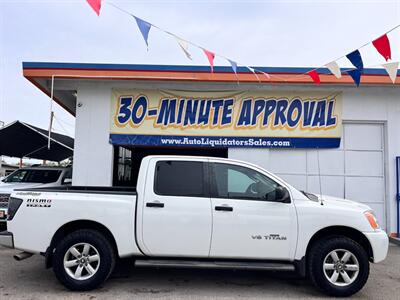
[0,231,14,248]
[364,230,389,263]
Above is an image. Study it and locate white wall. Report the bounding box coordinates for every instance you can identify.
[73,84,113,186]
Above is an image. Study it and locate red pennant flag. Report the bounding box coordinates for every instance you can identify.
[307,70,320,85]
[86,0,101,16]
[203,49,215,72]
[372,34,391,61]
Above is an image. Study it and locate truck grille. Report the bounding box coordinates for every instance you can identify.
[0,194,10,209]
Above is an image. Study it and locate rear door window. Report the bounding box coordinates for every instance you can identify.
[154,161,207,197]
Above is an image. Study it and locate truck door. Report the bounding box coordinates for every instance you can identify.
[139,158,212,257]
[209,161,297,260]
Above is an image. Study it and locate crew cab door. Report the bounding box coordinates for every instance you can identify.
[139,158,212,257]
[209,161,297,260]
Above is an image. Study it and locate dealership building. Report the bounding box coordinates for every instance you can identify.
[22,62,400,237]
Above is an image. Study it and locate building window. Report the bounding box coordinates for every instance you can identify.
[113,146,133,186]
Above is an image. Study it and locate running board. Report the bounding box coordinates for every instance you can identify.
[134,259,295,271]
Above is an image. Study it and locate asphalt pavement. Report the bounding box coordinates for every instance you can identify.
[0,244,399,299]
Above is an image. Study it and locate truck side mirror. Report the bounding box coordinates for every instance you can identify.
[275,186,291,203]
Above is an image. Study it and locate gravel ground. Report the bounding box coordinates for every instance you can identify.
[0,244,399,300]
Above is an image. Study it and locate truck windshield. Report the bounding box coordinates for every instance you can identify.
[4,169,62,184]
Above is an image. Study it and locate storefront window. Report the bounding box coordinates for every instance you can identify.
[112,145,228,187]
[113,146,133,186]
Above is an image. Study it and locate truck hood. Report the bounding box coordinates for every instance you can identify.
[318,194,371,212]
[0,182,45,194]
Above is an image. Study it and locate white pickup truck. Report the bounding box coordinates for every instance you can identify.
[0,156,388,297]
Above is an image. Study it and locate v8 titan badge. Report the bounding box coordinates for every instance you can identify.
[252,234,287,241]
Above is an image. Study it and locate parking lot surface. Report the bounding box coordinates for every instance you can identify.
[0,244,399,299]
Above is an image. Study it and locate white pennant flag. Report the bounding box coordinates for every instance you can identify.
[382,62,398,84]
[176,38,192,60]
[247,66,261,82]
[325,61,341,79]
[261,71,271,81]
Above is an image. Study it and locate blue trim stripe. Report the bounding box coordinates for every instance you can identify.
[22,62,399,76]
[109,134,341,149]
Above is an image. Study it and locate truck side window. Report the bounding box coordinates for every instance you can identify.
[211,163,281,201]
[154,161,206,197]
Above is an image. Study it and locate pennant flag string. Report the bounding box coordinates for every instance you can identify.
[95,2,400,85]
[86,0,101,16]
[372,34,391,61]
[321,24,400,71]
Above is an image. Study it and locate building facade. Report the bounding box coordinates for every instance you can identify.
[23,62,400,237]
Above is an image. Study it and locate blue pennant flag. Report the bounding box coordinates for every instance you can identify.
[228,59,237,74]
[134,16,151,49]
[346,50,364,72]
[347,69,362,87]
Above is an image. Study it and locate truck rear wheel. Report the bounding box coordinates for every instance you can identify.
[308,236,369,297]
[53,229,116,291]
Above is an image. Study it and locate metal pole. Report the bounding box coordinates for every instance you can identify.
[396,157,400,237]
[48,75,55,149]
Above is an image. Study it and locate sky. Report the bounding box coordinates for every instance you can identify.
[0,0,400,140]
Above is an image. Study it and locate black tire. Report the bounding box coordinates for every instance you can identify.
[308,236,369,297]
[53,229,116,291]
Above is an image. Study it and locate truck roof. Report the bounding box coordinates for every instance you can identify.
[17,166,71,171]
[142,155,259,168]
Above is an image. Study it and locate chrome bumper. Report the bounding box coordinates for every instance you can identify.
[0,231,14,248]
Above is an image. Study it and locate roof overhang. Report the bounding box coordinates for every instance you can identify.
[0,121,74,162]
[23,62,400,117]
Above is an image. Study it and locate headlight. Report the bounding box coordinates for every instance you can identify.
[364,211,380,230]
[7,197,23,221]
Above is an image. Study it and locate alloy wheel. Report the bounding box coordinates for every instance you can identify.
[323,249,359,287]
[63,242,101,281]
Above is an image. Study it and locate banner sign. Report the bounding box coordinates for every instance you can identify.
[110,89,342,148]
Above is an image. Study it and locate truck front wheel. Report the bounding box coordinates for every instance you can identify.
[52,229,116,291]
[308,236,369,297]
